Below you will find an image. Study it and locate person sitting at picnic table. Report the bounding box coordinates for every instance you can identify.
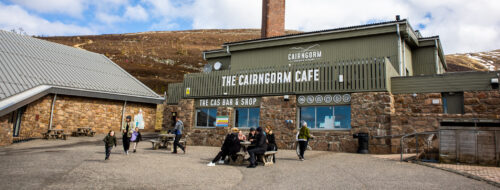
[103,130,117,160]
[247,127,256,142]
[121,115,136,155]
[131,127,142,153]
[238,130,247,141]
[247,127,267,168]
[207,127,242,167]
[265,126,277,163]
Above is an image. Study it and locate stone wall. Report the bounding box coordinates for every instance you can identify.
[0,94,157,145]
[259,95,297,150]
[390,91,500,153]
[351,92,394,153]
[0,113,12,146]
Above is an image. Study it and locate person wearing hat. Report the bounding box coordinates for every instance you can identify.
[121,115,136,155]
[247,127,267,168]
[247,127,256,142]
[297,121,313,161]
[207,127,241,166]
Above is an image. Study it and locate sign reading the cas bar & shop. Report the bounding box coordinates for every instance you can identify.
[196,97,261,108]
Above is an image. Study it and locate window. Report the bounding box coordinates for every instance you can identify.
[300,106,351,129]
[235,108,260,128]
[442,92,464,114]
[196,108,217,127]
[12,106,27,137]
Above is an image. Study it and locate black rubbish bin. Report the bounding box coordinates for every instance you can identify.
[353,133,369,154]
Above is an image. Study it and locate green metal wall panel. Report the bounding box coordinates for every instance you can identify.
[175,58,394,99]
[412,47,436,75]
[391,71,500,94]
[230,34,399,72]
[404,42,413,76]
[166,83,183,104]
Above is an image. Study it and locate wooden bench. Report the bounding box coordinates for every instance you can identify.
[258,151,277,166]
[61,133,70,140]
[149,139,161,150]
[229,152,246,165]
[165,140,186,152]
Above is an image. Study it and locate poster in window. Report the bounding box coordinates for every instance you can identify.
[216,116,229,127]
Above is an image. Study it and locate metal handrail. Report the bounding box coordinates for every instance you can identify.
[400,131,438,161]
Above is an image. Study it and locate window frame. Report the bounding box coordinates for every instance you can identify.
[442,92,464,114]
[234,107,260,129]
[299,105,351,131]
[195,108,217,128]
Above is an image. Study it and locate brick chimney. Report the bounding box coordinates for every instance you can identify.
[261,0,285,38]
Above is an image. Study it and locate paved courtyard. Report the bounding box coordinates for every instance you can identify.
[0,135,497,190]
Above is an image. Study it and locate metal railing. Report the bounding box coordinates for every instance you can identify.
[400,131,439,162]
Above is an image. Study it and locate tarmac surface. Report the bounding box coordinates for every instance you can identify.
[0,135,497,190]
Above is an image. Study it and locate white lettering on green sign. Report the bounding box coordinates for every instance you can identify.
[221,69,319,87]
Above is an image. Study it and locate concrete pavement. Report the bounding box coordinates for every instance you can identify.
[0,135,496,190]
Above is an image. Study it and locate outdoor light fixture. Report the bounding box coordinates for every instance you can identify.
[491,78,499,89]
[284,95,290,101]
[223,92,228,95]
[339,74,344,82]
[412,93,417,98]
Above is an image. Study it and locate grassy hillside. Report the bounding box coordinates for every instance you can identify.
[39,30,498,94]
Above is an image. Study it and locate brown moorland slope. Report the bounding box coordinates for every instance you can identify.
[39,30,498,94]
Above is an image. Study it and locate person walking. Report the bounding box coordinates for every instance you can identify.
[207,127,241,166]
[247,127,267,168]
[297,121,313,161]
[172,117,186,154]
[121,115,135,155]
[103,130,117,160]
[265,126,277,163]
[131,127,142,153]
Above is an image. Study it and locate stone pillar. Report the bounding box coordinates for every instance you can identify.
[261,0,285,38]
[259,95,297,149]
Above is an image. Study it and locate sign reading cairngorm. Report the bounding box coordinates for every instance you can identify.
[196,97,261,108]
[221,69,320,87]
[288,44,322,62]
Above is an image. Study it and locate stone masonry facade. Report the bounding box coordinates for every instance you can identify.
[163,90,500,154]
[0,94,157,146]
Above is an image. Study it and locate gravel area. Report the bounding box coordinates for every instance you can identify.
[0,135,496,190]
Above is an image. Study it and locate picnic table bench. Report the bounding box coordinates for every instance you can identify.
[43,129,68,140]
[229,141,276,166]
[72,127,96,137]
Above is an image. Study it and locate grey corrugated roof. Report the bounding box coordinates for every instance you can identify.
[0,30,163,104]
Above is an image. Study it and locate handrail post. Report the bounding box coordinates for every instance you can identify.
[416,134,419,160]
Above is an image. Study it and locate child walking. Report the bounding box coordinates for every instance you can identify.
[103,130,117,160]
[131,127,142,153]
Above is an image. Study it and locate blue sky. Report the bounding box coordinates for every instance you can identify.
[0,0,499,54]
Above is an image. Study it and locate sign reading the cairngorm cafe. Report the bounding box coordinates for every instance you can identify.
[196,97,261,108]
[221,69,320,87]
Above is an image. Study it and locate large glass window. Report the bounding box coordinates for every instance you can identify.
[196,108,217,127]
[235,108,260,128]
[300,106,351,129]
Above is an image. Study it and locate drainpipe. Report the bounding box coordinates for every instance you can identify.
[225,45,231,54]
[48,94,57,130]
[434,39,439,74]
[396,23,403,76]
[121,101,127,125]
[202,51,206,61]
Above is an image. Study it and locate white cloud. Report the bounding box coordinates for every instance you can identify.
[8,0,88,18]
[0,3,95,36]
[124,5,148,21]
[156,0,498,54]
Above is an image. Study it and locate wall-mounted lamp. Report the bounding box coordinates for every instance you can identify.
[412,93,417,98]
[491,78,499,89]
[339,75,344,82]
[223,92,228,95]
[284,95,290,101]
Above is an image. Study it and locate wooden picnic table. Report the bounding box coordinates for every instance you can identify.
[73,127,95,137]
[43,129,68,140]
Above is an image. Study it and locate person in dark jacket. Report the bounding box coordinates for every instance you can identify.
[247,127,267,168]
[172,118,186,154]
[207,128,242,166]
[247,127,256,142]
[103,130,117,160]
[121,115,135,155]
[131,127,142,153]
[265,126,277,163]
